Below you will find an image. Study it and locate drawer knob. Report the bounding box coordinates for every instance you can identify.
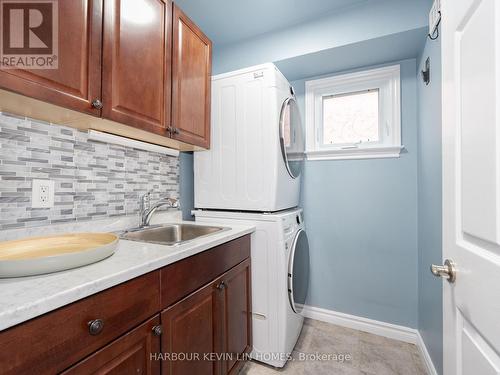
[152,325,163,336]
[216,281,226,290]
[88,319,104,335]
[91,99,103,109]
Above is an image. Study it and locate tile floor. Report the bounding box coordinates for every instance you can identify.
[240,319,427,375]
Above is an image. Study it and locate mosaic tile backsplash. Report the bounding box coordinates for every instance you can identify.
[0,113,179,230]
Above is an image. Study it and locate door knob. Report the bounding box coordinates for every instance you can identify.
[430,259,456,283]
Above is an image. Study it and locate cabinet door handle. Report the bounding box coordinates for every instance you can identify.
[88,319,104,335]
[216,281,226,290]
[91,99,103,109]
[167,126,180,135]
[152,325,163,336]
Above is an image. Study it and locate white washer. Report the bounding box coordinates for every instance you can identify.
[194,208,310,368]
[194,63,304,212]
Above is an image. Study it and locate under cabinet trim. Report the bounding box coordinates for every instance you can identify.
[88,130,180,157]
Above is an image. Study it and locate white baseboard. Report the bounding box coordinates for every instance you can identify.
[300,304,418,343]
[299,305,437,375]
[416,332,438,375]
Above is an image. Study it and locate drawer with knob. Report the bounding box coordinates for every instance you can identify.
[160,235,250,308]
[0,271,160,375]
[62,315,161,375]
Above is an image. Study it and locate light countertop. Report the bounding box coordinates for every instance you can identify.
[0,212,254,331]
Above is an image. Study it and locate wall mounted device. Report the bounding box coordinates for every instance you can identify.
[428,0,441,40]
[421,57,431,85]
[32,179,55,208]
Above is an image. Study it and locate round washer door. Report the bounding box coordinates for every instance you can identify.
[288,229,310,314]
[279,97,304,179]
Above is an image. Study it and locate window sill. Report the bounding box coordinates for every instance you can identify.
[305,146,404,161]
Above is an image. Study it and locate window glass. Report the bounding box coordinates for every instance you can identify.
[322,89,379,145]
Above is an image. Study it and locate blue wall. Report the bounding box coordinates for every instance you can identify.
[179,152,195,221]
[292,59,419,328]
[417,31,443,374]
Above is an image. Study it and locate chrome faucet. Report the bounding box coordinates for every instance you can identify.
[139,191,179,228]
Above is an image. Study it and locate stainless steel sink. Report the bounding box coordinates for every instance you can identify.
[119,223,227,246]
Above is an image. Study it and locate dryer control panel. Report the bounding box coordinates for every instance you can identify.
[282,210,304,244]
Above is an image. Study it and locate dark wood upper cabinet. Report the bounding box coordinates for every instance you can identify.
[63,315,161,375]
[0,0,103,116]
[0,1,212,149]
[171,4,212,148]
[102,0,172,135]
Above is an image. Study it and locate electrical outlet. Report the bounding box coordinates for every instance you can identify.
[429,0,441,36]
[32,179,55,208]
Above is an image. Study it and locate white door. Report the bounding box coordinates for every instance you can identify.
[440,0,500,374]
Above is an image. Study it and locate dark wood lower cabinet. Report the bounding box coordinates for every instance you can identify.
[222,260,252,375]
[161,258,252,375]
[161,235,250,307]
[161,279,222,375]
[0,271,160,375]
[0,235,251,375]
[63,316,161,375]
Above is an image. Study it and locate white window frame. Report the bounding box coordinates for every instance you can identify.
[305,65,403,161]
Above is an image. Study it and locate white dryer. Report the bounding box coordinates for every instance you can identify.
[194,63,304,212]
[194,208,310,368]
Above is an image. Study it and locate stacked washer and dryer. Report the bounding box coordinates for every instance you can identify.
[193,63,310,368]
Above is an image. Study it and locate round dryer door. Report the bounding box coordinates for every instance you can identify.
[288,229,310,314]
[279,96,304,179]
